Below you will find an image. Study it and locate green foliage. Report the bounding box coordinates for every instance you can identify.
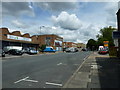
[39,44,46,51]
[86,26,116,51]
[96,26,116,47]
[109,47,117,56]
[86,39,97,51]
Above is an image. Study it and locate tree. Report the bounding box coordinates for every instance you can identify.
[86,39,97,51]
[39,44,46,52]
[96,26,116,47]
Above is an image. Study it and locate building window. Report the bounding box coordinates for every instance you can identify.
[45,37,51,46]
[4,34,7,36]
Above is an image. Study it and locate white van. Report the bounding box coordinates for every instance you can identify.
[98,46,104,51]
[4,46,23,53]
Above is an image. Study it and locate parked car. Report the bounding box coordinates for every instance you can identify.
[0,49,5,57]
[63,47,69,52]
[3,46,23,54]
[8,49,23,55]
[98,49,108,54]
[23,47,38,55]
[43,47,56,53]
[27,49,38,55]
[22,48,30,53]
[81,48,87,51]
[65,47,78,52]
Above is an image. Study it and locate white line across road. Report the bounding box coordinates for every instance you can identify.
[14,76,29,84]
[14,76,38,84]
[45,82,62,87]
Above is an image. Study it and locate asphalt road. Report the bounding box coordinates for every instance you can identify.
[2,51,91,88]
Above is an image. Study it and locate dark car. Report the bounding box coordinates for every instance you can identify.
[81,48,87,51]
[0,49,5,57]
[8,49,23,55]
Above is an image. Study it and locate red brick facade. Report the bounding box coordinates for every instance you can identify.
[0,28,63,51]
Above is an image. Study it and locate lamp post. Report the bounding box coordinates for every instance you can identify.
[39,26,45,47]
[40,26,45,35]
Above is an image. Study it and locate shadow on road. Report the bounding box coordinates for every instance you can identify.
[95,56,120,88]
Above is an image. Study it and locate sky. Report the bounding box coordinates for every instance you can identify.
[1,0,119,44]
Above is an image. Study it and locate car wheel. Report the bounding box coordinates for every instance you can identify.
[2,54,5,57]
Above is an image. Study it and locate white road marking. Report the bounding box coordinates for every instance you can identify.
[14,76,38,84]
[14,76,29,84]
[46,82,62,87]
[24,79,38,83]
[57,63,62,66]
[91,65,102,69]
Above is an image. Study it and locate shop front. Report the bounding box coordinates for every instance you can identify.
[0,28,39,51]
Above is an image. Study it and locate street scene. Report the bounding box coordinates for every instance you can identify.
[1,0,120,89]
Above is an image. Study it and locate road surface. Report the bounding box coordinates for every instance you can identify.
[2,51,91,88]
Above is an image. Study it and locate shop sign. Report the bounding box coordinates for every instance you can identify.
[7,34,31,42]
[112,31,120,39]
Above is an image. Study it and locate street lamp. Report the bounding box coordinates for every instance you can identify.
[39,26,45,47]
[40,26,45,35]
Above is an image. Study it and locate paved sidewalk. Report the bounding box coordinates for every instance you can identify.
[63,52,120,88]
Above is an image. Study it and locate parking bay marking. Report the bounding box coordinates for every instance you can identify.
[57,63,62,66]
[14,76,38,84]
[46,82,62,87]
[14,76,29,84]
[57,63,67,66]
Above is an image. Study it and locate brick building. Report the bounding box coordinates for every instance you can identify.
[77,43,86,48]
[0,28,39,50]
[37,34,63,51]
[63,42,77,48]
[0,28,64,51]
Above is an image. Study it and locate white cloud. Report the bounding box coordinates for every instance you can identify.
[51,11,82,30]
[2,2,118,44]
[34,2,78,12]
[2,2,35,17]
[105,2,118,27]
[32,23,99,44]
[11,20,30,29]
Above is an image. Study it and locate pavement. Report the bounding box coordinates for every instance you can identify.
[63,51,120,88]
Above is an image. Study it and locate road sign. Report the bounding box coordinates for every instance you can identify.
[104,44,108,47]
[112,31,120,39]
[103,41,109,47]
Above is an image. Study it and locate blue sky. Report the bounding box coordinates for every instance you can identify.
[1,1,118,43]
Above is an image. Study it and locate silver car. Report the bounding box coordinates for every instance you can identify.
[65,47,79,52]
